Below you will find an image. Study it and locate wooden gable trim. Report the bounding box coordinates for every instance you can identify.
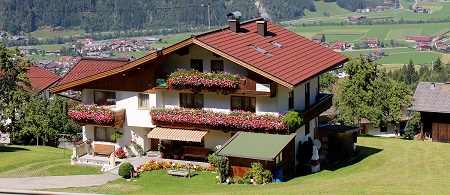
[50,38,194,93]
[192,39,294,89]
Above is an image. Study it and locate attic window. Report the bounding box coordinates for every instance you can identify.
[270,41,285,48]
[249,45,275,57]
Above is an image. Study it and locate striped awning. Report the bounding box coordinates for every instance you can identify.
[147,127,208,142]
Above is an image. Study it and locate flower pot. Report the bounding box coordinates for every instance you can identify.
[174,154,180,160]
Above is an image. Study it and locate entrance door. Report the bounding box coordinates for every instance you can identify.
[151,138,159,151]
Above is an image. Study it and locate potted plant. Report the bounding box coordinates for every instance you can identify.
[114,147,127,159]
[110,131,123,142]
[158,143,167,158]
[173,146,184,160]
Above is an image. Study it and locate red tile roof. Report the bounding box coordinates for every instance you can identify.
[406,35,432,42]
[26,65,61,91]
[56,57,129,86]
[196,20,348,86]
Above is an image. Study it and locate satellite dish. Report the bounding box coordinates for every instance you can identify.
[261,13,269,20]
[313,139,321,149]
[227,11,242,20]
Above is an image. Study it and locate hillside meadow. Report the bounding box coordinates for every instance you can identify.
[49,136,450,194]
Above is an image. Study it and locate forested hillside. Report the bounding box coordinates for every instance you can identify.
[0,0,315,35]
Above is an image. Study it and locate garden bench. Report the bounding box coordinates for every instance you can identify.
[184,146,211,161]
[93,144,115,157]
[167,170,190,178]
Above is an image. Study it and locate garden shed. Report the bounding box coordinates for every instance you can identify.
[216,132,296,180]
[317,124,362,155]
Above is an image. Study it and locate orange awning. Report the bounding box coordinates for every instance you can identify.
[147,127,208,142]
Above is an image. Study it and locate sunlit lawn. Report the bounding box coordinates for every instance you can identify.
[50,137,450,194]
[0,145,102,178]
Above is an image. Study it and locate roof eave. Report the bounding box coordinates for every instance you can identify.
[293,57,348,88]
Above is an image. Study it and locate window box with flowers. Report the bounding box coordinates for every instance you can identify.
[68,104,126,129]
[150,107,288,133]
[167,69,241,94]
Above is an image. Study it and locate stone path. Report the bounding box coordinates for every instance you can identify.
[0,173,120,190]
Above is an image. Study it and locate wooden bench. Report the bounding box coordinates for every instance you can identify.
[93,144,115,157]
[184,146,211,161]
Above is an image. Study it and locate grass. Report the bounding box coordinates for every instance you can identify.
[30,28,86,39]
[385,29,422,41]
[340,48,443,66]
[0,145,102,178]
[302,1,351,19]
[26,54,61,62]
[49,137,450,194]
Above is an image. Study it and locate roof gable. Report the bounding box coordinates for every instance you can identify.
[196,20,348,87]
[26,65,61,91]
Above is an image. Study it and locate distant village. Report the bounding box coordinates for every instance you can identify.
[0,34,163,76]
[311,32,449,61]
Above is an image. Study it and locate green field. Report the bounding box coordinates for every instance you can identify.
[50,137,450,194]
[302,1,351,19]
[341,48,444,66]
[26,54,61,62]
[30,28,86,39]
[113,51,149,59]
[385,29,422,41]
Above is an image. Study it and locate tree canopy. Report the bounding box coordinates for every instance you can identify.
[334,58,411,128]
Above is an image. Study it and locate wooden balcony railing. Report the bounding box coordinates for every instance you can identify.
[302,93,333,123]
[156,76,275,97]
[74,108,126,129]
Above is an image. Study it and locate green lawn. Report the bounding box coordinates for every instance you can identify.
[340,48,443,66]
[302,1,351,19]
[385,29,422,41]
[0,145,102,177]
[26,54,61,62]
[49,137,450,194]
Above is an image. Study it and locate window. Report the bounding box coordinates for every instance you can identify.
[288,91,294,110]
[211,60,224,72]
[190,59,203,72]
[305,120,310,135]
[94,91,116,106]
[94,127,114,142]
[180,93,204,109]
[380,126,387,132]
[139,93,150,109]
[305,82,310,108]
[276,152,283,164]
[231,96,256,112]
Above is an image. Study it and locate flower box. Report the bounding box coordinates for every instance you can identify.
[167,69,241,94]
[150,107,287,133]
[68,104,126,129]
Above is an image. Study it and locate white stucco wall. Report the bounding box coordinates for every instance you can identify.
[365,123,397,137]
[163,45,248,76]
[116,91,154,128]
[204,130,232,149]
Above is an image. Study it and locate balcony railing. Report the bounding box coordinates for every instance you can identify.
[150,107,287,133]
[68,104,126,129]
[302,93,333,123]
[155,69,275,96]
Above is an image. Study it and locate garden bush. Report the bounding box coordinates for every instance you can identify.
[235,176,245,184]
[118,162,134,179]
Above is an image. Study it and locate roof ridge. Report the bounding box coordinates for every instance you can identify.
[192,18,263,38]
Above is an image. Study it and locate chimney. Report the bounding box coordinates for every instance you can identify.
[227,11,242,33]
[257,20,267,37]
[229,19,240,33]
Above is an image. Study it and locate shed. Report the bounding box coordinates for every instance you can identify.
[318,125,362,155]
[216,132,296,179]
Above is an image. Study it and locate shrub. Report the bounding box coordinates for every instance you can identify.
[235,176,245,184]
[245,178,252,184]
[207,153,217,164]
[118,162,134,178]
[256,178,263,185]
[297,137,313,165]
[262,171,273,183]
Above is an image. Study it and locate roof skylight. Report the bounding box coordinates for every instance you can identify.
[249,45,275,57]
[270,41,285,48]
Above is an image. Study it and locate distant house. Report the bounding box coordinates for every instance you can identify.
[409,82,450,143]
[416,42,432,51]
[19,46,40,55]
[77,38,94,44]
[311,34,325,44]
[332,42,347,51]
[144,37,162,44]
[45,50,61,55]
[405,35,432,42]
[26,65,61,98]
[414,6,430,13]
[60,56,74,61]
[366,38,379,48]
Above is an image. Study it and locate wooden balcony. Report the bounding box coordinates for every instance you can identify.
[302,93,333,123]
[74,109,126,129]
[155,76,276,97]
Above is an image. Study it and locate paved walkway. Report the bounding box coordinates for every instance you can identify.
[0,173,120,190]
